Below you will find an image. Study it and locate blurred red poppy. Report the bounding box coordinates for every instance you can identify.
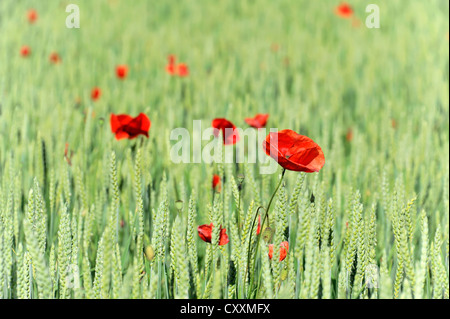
[198,223,229,246]
[268,241,289,261]
[263,129,325,172]
[245,114,269,128]
[212,174,221,192]
[91,87,101,101]
[335,3,353,18]
[64,142,73,166]
[346,128,353,142]
[110,113,151,140]
[391,119,397,129]
[27,9,38,24]
[212,118,240,145]
[177,63,189,77]
[166,55,189,77]
[256,215,261,235]
[166,55,176,75]
[49,52,61,64]
[20,46,31,57]
[116,65,128,79]
[351,17,361,28]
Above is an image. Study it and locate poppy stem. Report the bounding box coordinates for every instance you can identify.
[263,168,286,227]
[247,168,286,297]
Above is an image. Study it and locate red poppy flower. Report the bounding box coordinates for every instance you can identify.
[116,65,128,79]
[263,129,325,172]
[245,114,269,129]
[177,63,189,77]
[110,113,151,140]
[212,118,240,145]
[49,52,61,64]
[335,3,353,18]
[20,46,31,57]
[346,128,353,142]
[197,223,229,246]
[27,9,38,24]
[391,119,397,129]
[256,215,261,235]
[212,174,221,192]
[166,55,177,75]
[268,241,289,261]
[64,142,73,166]
[91,87,101,101]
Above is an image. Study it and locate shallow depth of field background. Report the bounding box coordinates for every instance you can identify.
[0,1,448,299]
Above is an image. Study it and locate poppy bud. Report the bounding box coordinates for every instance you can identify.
[262,225,274,243]
[175,200,184,211]
[280,268,288,281]
[144,245,155,261]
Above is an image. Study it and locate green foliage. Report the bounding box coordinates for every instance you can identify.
[0,0,448,299]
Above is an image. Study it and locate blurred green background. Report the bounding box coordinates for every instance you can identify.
[0,0,448,299]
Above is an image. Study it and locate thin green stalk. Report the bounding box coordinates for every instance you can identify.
[247,168,286,297]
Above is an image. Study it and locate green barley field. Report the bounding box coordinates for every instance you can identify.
[0,0,448,300]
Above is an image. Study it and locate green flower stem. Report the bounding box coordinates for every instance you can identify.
[247,168,286,297]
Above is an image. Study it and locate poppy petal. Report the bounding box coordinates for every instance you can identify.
[263,129,325,172]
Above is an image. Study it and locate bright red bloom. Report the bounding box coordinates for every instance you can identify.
[91,87,101,101]
[263,129,325,172]
[177,63,189,77]
[268,241,289,261]
[20,46,31,57]
[256,215,261,235]
[212,174,221,192]
[166,55,189,77]
[166,64,176,75]
[212,118,240,145]
[49,52,61,64]
[116,65,128,79]
[197,223,229,246]
[335,3,353,18]
[27,9,38,24]
[166,55,177,75]
[245,114,269,128]
[110,113,151,140]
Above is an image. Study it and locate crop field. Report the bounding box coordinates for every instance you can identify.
[0,0,448,300]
